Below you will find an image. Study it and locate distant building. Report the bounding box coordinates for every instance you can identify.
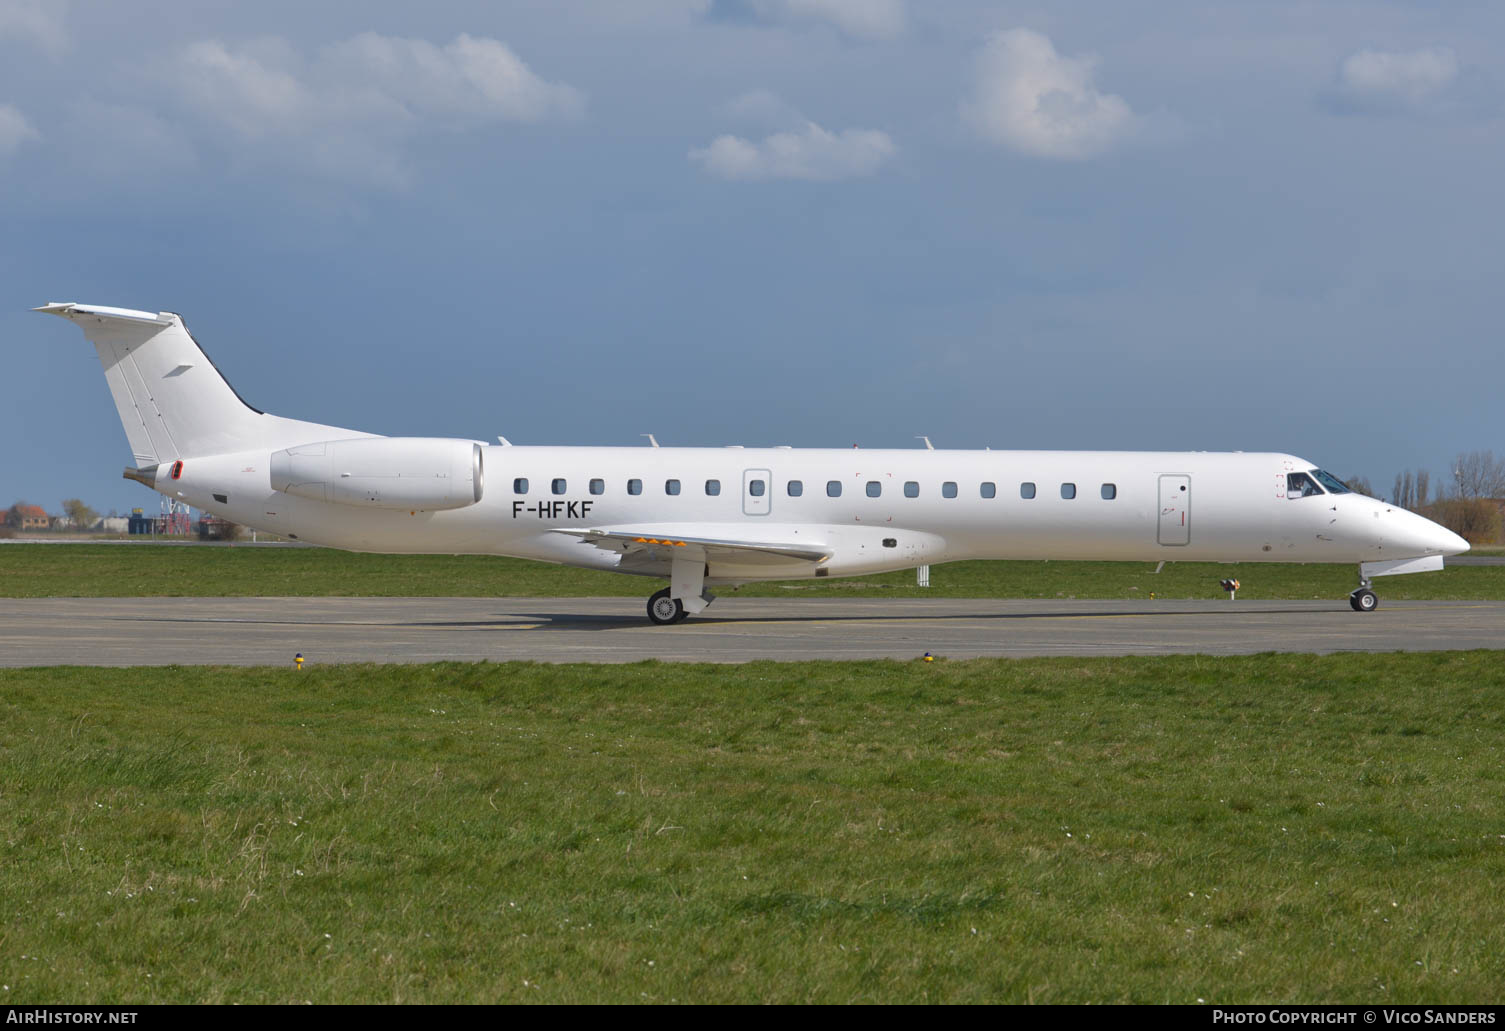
[95,516,129,533]
[5,504,51,531]
[197,515,240,541]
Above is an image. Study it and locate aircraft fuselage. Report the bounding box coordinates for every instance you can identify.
[163,445,1462,583]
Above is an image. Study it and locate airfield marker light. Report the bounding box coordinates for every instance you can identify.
[923,651,935,663]
[294,653,304,670]
[1220,579,1240,600]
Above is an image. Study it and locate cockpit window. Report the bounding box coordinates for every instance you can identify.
[1286,472,1325,498]
[1310,469,1352,494]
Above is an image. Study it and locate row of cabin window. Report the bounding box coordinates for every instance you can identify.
[512,477,1118,500]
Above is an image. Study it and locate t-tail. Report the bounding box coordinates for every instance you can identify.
[34,302,372,485]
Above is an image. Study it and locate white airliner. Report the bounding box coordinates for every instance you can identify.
[38,302,1469,623]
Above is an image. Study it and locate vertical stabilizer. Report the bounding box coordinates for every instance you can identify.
[35,302,373,464]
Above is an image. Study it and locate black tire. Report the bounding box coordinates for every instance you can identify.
[1350,588,1378,613]
[647,588,684,625]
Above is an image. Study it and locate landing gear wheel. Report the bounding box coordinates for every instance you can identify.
[1349,588,1378,613]
[647,588,686,625]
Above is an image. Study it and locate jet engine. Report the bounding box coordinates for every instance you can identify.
[270,437,484,511]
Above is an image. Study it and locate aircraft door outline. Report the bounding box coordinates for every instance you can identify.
[1158,474,1190,546]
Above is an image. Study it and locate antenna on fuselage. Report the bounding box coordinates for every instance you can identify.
[917,436,934,450]
[642,434,660,448]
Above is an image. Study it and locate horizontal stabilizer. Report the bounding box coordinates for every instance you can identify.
[34,302,175,326]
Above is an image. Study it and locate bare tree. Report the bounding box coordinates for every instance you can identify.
[5,501,35,528]
[1344,474,1374,498]
[1389,469,1437,509]
[1451,451,1505,501]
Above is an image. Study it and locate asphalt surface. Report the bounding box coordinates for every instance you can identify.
[2,596,1501,666]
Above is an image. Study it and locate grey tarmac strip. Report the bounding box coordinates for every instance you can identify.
[0,597,1502,666]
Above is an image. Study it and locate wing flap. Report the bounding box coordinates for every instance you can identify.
[553,528,830,567]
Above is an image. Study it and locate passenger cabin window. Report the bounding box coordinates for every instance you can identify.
[705,479,721,496]
[1020,482,1036,499]
[552,478,567,496]
[981,482,996,499]
[513,477,529,495]
[827,481,842,498]
[904,481,919,498]
[866,481,882,498]
[628,479,642,496]
[1100,483,1116,500]
[666,479,681,496]
[589,479,605,496]
[749,479,766,497]
[1287,472,1324,498]
[787,480,803,497]
[942,481,958,498]
[1061,483,1077,499]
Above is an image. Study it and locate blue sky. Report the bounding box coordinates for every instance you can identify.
[4,0,1501,515]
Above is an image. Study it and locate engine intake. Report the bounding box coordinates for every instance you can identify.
[270,437,484,511]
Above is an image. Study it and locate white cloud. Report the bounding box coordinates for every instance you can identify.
[690,120,895,180]
[1331,47,1460,114]
[320,33,584,124]
[963,28,1139,160]
[177,40,313,141]
[708,0,905,40]
[164,32,583,185]
[0,0,68,53]
[0,102,39,157]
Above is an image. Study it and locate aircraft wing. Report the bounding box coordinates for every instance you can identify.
[551,528,831,567]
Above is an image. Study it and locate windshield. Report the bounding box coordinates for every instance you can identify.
[1310,469,1352,494]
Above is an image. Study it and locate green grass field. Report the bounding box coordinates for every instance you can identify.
[3,655,1504,1003]
[1,542,1501,600]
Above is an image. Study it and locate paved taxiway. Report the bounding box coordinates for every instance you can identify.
[1,597,1500,666]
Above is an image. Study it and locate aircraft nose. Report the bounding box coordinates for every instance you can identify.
[1399,509,1469,556]
[1436,524,1470,556]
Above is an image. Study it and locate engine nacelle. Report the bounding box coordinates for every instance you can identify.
[270,437,484,511]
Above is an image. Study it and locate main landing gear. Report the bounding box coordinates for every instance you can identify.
[1349,571,1379,613]
[647,588,688,625]
[646,556,716,625]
